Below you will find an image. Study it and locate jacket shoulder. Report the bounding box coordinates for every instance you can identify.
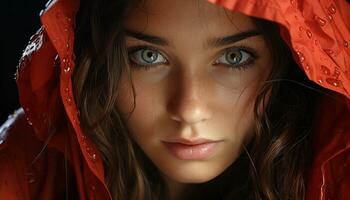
[0,108,37,199]
[0,108,36,150]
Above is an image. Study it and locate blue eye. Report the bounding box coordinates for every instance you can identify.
[214,48,255,70]
[129,47,167,67]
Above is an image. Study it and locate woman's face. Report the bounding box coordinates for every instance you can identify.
[117,0,272,184]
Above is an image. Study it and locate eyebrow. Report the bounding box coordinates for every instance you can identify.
[207,30,261,47]
[125,29,261,47]
[126,30,169,46]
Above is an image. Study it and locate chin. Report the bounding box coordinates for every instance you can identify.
[162,162,225,184]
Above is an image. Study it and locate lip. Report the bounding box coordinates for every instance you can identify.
[162,138,223,160]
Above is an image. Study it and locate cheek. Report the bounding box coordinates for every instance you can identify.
[116,75,163,142]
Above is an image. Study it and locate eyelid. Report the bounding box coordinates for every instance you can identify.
[128,45,169,61]
[220,46,258,58]
[211,46,259,71]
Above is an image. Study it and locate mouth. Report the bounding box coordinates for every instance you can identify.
[162,138,223,160]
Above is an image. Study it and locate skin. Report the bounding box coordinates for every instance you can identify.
[116,0,273,198]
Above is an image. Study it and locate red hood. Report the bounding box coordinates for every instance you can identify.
[14,0,350,199]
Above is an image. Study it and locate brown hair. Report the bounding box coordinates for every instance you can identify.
[72,0,327,199]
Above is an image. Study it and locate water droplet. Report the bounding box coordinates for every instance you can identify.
[316,16,327,26]
[305,65,310,71]
[65,87,69,93]
[296,51,305,63]
[86,146,91,152]
[324,49,333,55]
[317,78,324,84]
[64,66,71,73]
[327,14,333,21]
[66,43,69,49]
[326,78,341,87]
[64,28,68,32]
[321,65,331,75]
[81,134,87,140]
[26,118,33,126]
[344,40,349,48]
[306,30,313,38]
[299,26,304,31]
[91,154,97,162]
[290,0,295,5]
[65,17,72,22]
[66,98,72,105]
[328,5,336,14]
[63,59,68,63]
[333,69,340,78]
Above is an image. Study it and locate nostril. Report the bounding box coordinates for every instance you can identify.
[169,106,212,125]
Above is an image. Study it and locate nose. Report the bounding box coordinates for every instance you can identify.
[167,72,212,125]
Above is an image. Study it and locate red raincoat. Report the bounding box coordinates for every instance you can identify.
[0,0,349,199]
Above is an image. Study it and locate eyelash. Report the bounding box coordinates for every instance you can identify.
[127,45,258,71]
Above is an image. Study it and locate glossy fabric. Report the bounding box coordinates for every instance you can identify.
[0,0,349,199]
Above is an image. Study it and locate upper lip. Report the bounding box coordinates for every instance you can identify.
[163,138,222,145]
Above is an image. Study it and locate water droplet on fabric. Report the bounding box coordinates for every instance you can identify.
[26,118,33,126]
[321,65,331,75]
[64,67,71,73]
[326,78,341,87]
[333,69,340,78]
[305,65,310,71]
[66,98,72,105]
[327,14,333,21]
[81,134,87,140]
[316,16,327,26]
[65,87,69,93]
[299,26,304,31]
[306,30,313,38]
[317,78,324,84]
[91,154,97,162]
[328,5,336,14]
[324,49,333,55]
[344,40,349,48]
[296,51,305,63]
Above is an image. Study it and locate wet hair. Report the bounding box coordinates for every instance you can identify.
[72,0,327,199]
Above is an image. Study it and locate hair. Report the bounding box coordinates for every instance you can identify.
[72,0,328,199]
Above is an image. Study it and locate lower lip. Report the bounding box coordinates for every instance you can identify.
[163,141,220,160]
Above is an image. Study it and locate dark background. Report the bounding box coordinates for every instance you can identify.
[1,1,46,123]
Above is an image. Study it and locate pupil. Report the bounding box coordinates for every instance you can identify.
[147,52,153,58]
[227,51,242,64]
[143,50,157,63]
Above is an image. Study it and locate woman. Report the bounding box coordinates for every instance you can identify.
[0,0,349,199]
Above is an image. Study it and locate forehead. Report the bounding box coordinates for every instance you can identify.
[123,0,256,37]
